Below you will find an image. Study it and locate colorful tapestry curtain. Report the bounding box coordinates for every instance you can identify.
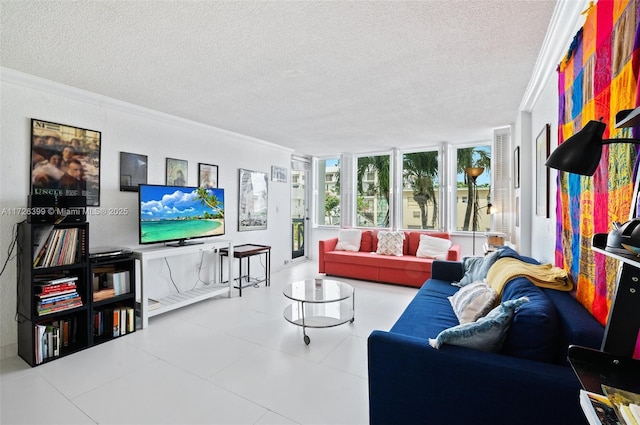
[556,0,640,330]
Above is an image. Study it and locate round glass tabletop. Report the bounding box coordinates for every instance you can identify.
[283,279,353,303]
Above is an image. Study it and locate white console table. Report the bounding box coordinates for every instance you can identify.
[132,240,233,328]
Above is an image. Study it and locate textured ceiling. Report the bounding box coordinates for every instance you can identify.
[0,0,557,156]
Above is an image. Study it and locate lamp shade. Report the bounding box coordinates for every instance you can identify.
[465,167,484,178]
[545,120,606,176]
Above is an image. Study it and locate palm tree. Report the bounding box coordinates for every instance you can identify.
[357,155,390,227]
[457,147,490,230]
[195,187,224,218]
[403,151,438,229]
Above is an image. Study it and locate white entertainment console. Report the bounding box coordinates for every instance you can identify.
[132,240,233,328]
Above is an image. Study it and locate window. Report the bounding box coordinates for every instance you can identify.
[317,157,340,226]
[402,150,439,230]
[356,154,390,227]
[454,145,491,231]
[314,143,495,232]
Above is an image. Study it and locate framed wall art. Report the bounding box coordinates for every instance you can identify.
[536,123,550,218]
[30,118,102,205]
[514,146,520,189]
[198,163,218,188]
[119,152,148,191]
[238,168,268,231]
[271,165,287,183]
[166,158,187,186]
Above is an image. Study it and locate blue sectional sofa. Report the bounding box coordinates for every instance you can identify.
[368,255,605,425]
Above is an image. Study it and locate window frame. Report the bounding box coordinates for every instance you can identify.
[312,141,495,234]
[448,142,493,235]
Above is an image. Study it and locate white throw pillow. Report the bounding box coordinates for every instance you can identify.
[335,229,362,252]
[416,234,452,259]
[376,231,405,256]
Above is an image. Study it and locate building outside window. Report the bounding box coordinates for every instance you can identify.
[356,154,390,227]
[316,157,340,226]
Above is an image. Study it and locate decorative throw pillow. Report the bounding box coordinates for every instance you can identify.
[335,229,362,252]
[429,296,529,352]
[416,234,452,259]
[448,280,497,324]
[453,249,502,287]
[376,231,405,256]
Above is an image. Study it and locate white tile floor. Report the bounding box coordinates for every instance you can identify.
[0,260,417,425]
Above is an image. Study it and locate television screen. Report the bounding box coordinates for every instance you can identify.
[138,184,225,245]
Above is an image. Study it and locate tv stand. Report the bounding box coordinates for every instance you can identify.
[131,240,233,328]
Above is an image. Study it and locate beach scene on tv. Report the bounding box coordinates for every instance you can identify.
[139,185,225,244]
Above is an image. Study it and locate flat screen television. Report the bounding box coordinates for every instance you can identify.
[138,184,225,246]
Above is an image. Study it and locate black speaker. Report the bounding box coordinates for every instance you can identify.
[27,194,87,223]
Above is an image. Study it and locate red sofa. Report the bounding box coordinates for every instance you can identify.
[318,230,461,287]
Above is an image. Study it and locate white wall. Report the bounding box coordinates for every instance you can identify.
[529,76,559,263]
[0,71,293,358]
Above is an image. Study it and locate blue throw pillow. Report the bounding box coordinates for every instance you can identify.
[453,249,501,287]
[429,296,529,352]
[500,277,560,363]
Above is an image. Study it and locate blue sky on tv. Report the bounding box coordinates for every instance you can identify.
[140,186,224,220]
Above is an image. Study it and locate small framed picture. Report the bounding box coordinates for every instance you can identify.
[536,124,550,218]
[198,163,218,188]
[119,152,148,191]
[166,158,188,186]
[513,146,520,189]
[271,165,287,183]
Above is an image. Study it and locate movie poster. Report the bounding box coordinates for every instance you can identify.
[30,119,101,206]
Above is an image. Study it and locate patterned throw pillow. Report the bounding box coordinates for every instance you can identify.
[448,280,497,324]
[335,229,362,252]
[376,231,405,256]
[429,296,529,352]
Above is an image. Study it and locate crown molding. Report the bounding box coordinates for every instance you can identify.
[519,0,590,112]
[0,67,293,153]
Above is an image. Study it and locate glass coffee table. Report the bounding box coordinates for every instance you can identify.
[283,279,355,345]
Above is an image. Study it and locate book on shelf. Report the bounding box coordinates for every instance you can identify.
[112,308,120,337]
[127,306,134,333]
[148,298,160,310]
[94,307,134,338]
[32,225,53,263]
[120,307,126,336]
[112,271,130,295]
[35,275,78,296]
[37,292,82,316]
[35,282,77,294]
[34,321,63,365]
[33,227,83,268]
[93,270,130,301]
[136,298,160,312]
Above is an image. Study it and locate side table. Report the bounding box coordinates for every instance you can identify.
[219,244,271,296]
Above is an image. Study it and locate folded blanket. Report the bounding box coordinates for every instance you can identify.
[486,257,573,296]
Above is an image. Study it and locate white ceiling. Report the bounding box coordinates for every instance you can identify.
[1,0,558,157]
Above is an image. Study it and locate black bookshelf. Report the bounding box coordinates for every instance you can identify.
[17,221,136,366]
